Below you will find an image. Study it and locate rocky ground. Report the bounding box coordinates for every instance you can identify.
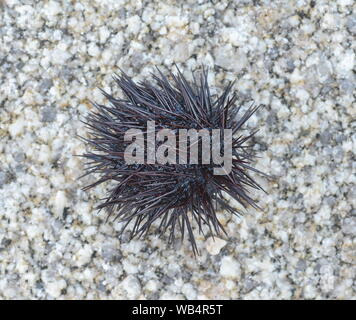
[0,0,355,299]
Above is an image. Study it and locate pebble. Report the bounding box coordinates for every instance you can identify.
[220,256,241,279]
[0,0,354,300]
[206,237,227,255]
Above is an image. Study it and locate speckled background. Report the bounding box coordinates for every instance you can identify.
[0,0,355,299]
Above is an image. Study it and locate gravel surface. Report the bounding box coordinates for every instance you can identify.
[0,0,355,299]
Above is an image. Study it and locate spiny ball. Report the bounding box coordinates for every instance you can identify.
[81,66,267,255]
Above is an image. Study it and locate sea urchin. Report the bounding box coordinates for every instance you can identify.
[80,66,267,255]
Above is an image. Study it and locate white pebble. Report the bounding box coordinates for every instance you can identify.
[75,244,93,267]
[122,275,141,299]
[8,117,25,137]
[52,190,67,217]
[206,237,227,255]
[46,279,66,298]
[220,256,241,279]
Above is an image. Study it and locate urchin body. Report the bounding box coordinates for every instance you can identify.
[81,67,266,254]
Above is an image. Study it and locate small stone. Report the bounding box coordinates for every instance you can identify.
[17,62,25,70]
[161,275,174,285]
[296,259,306,272]
[131,52,145,71]
[266,112,277,126]
[75,244,93,267]
[0,0,354,300]
[14,152,25,162]
[39,79,53,92]
[206,237,227,255]
[8,117,25,137]
[174,43,190,62]
[339,79,355,94]
[145,279,160,292]
[127,15,141,35]
[0,171,8,186]
[51,46,71,65]
[1,238,12,248]
[346,15,356,34]
[45,279,67,298]
[44,1,61,17]
[268,47,279,60]
[87,43,100,57]
[118,8,126,19]
[122,275,141,299]
[60,66,72,80]
[342,218,356,236]
[52,190,67,217]
[97,282,107,292]
[319,130,332,145]
[101,245,121,262]
[41,106,57,122]
[220,256,240,279]
[244,278,258,293]
[286,59,295,72]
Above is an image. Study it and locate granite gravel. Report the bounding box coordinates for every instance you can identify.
[0,0,355,299]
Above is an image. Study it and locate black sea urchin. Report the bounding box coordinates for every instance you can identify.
[81,66,267,255]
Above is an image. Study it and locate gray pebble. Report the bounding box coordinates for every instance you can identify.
[39,79,53,92]
[342,217,356,236]
[41,106,56,123]
[244,278,259,293]
[296,259,306,272]
[14,152,25,162]
[339,79,355,94]
[0,171,7,186]
[286,59,295,72]
[319,130,332,145]
[101,245,122,262]
[346,15,356,34]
